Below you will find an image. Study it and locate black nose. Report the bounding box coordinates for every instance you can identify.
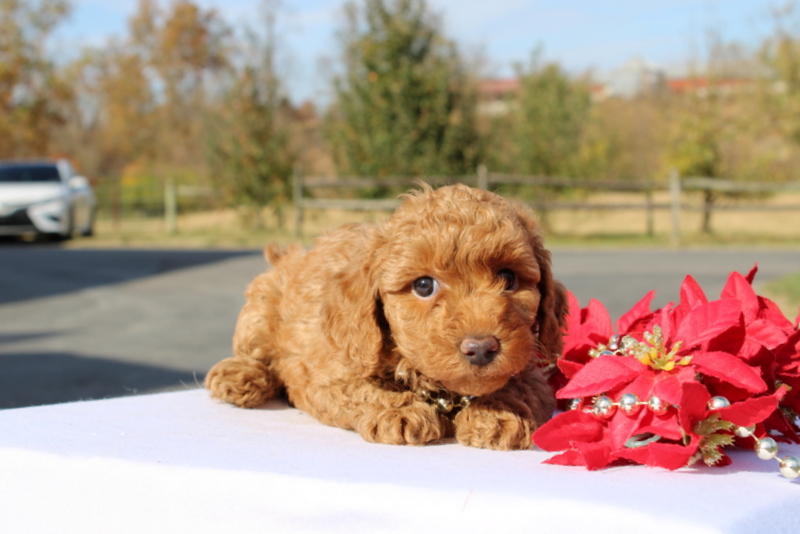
[460,336,500,367]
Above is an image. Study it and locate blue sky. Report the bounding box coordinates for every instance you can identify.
[54,0,785,103]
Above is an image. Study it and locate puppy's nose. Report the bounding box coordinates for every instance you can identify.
[460,336,500,367]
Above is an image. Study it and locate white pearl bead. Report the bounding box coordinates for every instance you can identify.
[648,395,668,415]
[755,437,779,460]
[734,425,755,438]
[592,396,616,419]
[566,398,583,411]
[619,393,641,415]
[779,456,800,479]
[707,396,731,410]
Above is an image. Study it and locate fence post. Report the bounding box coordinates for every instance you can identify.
[112,181,121,232]
[669,169,681,247]
[165,178,177,235]
[477,164,488,190]
[293,166,303,238]
[645,186,654,237]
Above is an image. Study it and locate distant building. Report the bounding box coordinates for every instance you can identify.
[667,77,752,97]
[477,78,520,116]
[475,58,752,112]
[601,57,666,99]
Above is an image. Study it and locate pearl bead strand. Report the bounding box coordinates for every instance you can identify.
[571,393,800,479]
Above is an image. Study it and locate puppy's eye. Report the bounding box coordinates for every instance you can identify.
[412,277,439,298]
[497,269,518,291]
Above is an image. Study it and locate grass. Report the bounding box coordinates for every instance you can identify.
[763,273,800,322]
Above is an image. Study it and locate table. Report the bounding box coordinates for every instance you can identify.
[1,390,799,533]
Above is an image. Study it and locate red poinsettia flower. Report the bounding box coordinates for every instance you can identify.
[535,265,799,472]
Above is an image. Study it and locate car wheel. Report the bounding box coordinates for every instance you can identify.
[80,212,95,237]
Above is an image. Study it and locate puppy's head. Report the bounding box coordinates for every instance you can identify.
[371,183,566,397]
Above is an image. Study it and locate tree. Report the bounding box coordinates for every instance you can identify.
[207,7,295,229]
[666,35,743,234]
[510,53,591,177]
[128,0,230,175]
[0,0,71,158]
[53,0,231,196]
[326,0,482,178]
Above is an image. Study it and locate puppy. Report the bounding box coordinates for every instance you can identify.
[206,183,566,450]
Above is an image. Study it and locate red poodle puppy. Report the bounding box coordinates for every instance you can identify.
[206,183,566,450]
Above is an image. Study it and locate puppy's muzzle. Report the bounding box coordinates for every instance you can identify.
[460,336,500,367]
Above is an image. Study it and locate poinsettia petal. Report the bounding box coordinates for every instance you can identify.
[775,330,800,374]
[757,297,794,333]
[532,409,605,451]
[557,359,585,380]
[678,380,711,434]
[615,438,699,470]
[744,264,758,284]
[635,413,684,442]
[556,355,644,399]
[607,401,651,451]
[747,319,789,351]
[576,441,614,470]
[721,271,760,322]
[652,367,696,406]
[584,298,614,340]
[675,299,743,349]
[715,387,787,427]
[691,351,767,394]
[763,410,800,444]
[673,275,708,325]
[705,316,746,356]
[617,290,656,334]
[544,449,586,467]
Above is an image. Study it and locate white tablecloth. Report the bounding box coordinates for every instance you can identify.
[1,389,799,533]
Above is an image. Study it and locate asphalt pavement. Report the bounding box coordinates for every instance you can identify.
[1,243,799,409]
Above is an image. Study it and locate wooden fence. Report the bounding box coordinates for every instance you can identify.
[292,168,800,244]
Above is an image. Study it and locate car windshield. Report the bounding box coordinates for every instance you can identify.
[0,164,61,183]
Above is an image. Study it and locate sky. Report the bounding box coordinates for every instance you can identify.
[53,0,788,104]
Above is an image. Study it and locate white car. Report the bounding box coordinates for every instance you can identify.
[0,160,96,239]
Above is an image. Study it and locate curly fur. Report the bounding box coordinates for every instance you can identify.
[206,183,567,450]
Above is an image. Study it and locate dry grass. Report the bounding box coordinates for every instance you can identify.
[59,191,800,316]
[64,190,800,250]
[543,191,800,244]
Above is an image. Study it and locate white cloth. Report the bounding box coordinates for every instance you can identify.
[1,390,799,533]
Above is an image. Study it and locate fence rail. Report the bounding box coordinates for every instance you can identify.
[293,169,800,244]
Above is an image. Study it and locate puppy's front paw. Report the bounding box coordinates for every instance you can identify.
[205,357,280,408]
[356,403,446,445]
[454,403,534,450]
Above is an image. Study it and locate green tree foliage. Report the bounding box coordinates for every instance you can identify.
[0,0,71,158]
[510,54,591,177]
[208,10,295,229]
[758,5,800,149]
[327,0,482,178]
[53,0,232,204]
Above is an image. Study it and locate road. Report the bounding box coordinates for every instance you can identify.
[1,244,799,409]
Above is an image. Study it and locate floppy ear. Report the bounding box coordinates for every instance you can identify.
[533,246,568,364]
[321,230,387,377]
[512,202,568,364]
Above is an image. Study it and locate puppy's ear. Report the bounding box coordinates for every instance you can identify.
[321,230,386,377]
[512,202,568,364]
[533,246,568,364]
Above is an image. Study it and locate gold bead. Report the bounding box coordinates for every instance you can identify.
[435,397,454,413]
